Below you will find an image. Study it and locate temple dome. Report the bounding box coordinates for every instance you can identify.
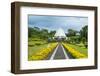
[54,28,66,38]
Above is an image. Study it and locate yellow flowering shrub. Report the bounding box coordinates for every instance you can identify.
[62,43,86,59]
[30,43,58,60]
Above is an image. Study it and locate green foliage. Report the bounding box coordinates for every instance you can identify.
[49,31,56,37]
[28,37,48,59]
[66,25,88,45]
[28,27,57,43]
[28,43,48,59]
[67,29,78,37]
[28,27,41,38]
[40,29,49,39]
[28,27,56,41]
[28,38,47,47]
[80,25,88,42]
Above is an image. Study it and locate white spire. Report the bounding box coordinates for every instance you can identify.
[54,28,66,38]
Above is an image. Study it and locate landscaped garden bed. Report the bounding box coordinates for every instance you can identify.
[29,42,58,60]
[62,43,87,59]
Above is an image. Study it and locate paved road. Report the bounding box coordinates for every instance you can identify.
[46,43,74,60]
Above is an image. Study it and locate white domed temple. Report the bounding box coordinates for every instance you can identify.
[54,28,67,41]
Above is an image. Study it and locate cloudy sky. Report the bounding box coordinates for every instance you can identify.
[28,15,88,33]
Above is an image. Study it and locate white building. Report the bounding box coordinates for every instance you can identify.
[54,28,67,41]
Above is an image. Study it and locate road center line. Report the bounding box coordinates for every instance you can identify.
[61,44,69,59]
[50,44,59,60]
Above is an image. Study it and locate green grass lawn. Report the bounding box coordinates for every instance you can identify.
[28,38,49,60]
[66,43,88,56]
[28,38,47,46]
[28,44,48,56]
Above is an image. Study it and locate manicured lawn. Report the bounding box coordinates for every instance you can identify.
[28,38,47,46]
[28,38,49,60]
[65,43,88,56]
[28,38,58,60]
[28,44,48,56]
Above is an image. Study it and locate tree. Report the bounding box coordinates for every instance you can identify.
[80,25,88,43]
[41,29,49,39]
[34,27,40,31]
[80,25,88,48]
[28,27,34,37]
[28,27,41,38]
[49,31,56,37]
[66,29,78,43]
[67,29,77,37]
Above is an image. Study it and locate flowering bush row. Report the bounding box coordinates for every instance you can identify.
[62,43,87,59]
[30,43,58,60]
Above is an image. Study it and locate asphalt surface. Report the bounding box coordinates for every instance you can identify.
[46,43,74,60]
[53,44,66,59]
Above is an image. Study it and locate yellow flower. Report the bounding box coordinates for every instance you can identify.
[62,43,86,59]
[31,43,58,60]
